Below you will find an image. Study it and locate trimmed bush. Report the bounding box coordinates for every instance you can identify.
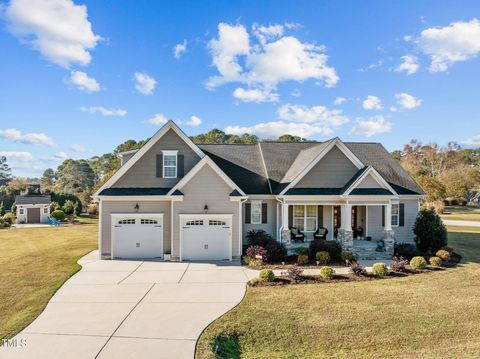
[246,246,267,262]
[50,210,66,221]
[413,209,448,252]
[372,263,389,277]
[394,243,421,260]
[0,217,7,229]
[350,261,367,276]
[390,256,408,273]
[441,246,454,255]
[245,230,286,262]
[309,239,342,262]
[297,247,309,256]
[297,254,308,265]
[259,269,275,282]
[284,265,304,280]
[341,252,354,262]
[247,258,262,268]
[410,256,427,270]
[3,212,16,225]
[436,249,450,262]
[319,266,335,280]
[316,251,330,264]
[429,256,442,267]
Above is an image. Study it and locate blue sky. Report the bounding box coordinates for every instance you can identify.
[1,0,480,177]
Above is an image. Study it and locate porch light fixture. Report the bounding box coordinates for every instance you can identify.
[204,204,208,213]
[134,203,139,212]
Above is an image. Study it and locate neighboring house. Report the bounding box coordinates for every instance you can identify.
[94,121,423,261]
[15,194,51,224]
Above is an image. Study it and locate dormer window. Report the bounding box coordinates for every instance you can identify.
[162,150,178,178]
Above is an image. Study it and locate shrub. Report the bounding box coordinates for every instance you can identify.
[390,256,408,273]
[429,256,442,267]
[0,201,5,216]
[309,239,342,262]
[283,265,304,280]
[245,229,286,262]
[63,200,75,215]
[3,212,16,225]
[50,210,66,221]
[247,258,262,268]
[394,243,421,260]
[0,217,6,229]
[350,261,367,276]
[341,252,354,262]
[441,246,454,255]
[316,251,330,264]
[372,263,389,277]
[297,254,308,265]
[297,247,309,256]
[246,246,267,262]
[319,266,335,280]
[413,209,448,253]
[259,269,275,282]
[86,203,99,216]
[410,256,427,270]
[436,249,450,262]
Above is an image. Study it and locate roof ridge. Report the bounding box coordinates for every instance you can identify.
[258,142,273,194]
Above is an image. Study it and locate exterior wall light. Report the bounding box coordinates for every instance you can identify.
[134,203,139,212]
[204,204,208,213]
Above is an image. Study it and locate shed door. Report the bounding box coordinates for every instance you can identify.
[27,208,40,223]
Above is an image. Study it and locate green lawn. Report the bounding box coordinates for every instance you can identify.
[0,218,98,340]
[196,226,480,358]
[441,206,480,222]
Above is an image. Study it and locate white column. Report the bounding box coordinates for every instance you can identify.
[282,203,289,229]
[341,203,352,230]
[385,202,392,231]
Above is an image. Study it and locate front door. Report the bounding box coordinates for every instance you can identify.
[333,206,341,238]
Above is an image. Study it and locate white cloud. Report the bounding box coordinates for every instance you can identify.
[148,113,168,125]
[416,19,480,72]
[277,104,348,127]
[5,0,101,68]
[362,95,383,110]
[333,96,346,105]
[134,72,157,95]
[70,71,100,92]
[0,151,34,162]
[185,115,202,127]
[81,106,127,116]
[174,40,187,59]
[461,134,480,148]
[394,92,422,110]
[233,87,279,103]
[225,121,333,139]
[395,55,420,75]
[55,151,68,160]
[206,22,338,100]
[0,128,56,147]
[349,116,392,137]
[69,144,86,152]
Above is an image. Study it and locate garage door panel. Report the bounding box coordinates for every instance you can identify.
[112,215,163,259]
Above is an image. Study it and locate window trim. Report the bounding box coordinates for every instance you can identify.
[293,205,317,232]
[43,206,48,214]
[19,208,24,215]
[162,150,178,178]
[250,200,262,225]
[391,202,399,227]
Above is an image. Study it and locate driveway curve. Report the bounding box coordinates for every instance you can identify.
[1,251,251,359]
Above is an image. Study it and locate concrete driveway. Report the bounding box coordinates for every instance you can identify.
[2,251,251,359]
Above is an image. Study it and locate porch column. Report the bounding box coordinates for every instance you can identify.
[383,202,395,256]
[281,203,291,243]
[338,204,353,251]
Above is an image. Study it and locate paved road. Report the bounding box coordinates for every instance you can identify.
[443,219,480,227]
[1,251,254,359]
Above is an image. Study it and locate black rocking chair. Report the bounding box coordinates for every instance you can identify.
[290,227,305,243]
[314,227,329,240]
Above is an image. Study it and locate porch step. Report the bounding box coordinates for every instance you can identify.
[353,248,391,261]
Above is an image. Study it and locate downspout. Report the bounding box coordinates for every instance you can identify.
[275,196,285,244]
[239,197,248,257]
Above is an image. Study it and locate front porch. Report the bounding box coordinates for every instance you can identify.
[278,202,396,260]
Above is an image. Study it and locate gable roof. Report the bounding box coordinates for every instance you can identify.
[342,166,398,196]
[94,121,205,197]
[15,195,51,205]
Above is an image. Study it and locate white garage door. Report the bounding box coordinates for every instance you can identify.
[112,214,163,259]
[180,215,232,261]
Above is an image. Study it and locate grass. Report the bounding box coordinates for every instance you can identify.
[0,217,98,340]
[196,226,480,358]
[441,206,480,222]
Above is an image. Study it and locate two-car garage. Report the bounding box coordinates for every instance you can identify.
[111,213,232,261]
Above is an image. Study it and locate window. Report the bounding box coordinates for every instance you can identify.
[19,208,24,215]
[163,151,177,178]
[141,219,158,224]
[293,205,317,232]
[251,201,262,224]
[118,219,135,225]
[391,204,399,227]
[43,207,48,214]
[186,220,203,226]
[209,220,226,226]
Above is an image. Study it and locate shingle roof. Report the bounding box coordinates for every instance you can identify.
[15,195,51,205]
[99,188,171,196]
[350,188,393,195]
[285,188,343,195]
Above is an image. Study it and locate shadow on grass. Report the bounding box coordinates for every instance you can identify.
[211,332,242,359]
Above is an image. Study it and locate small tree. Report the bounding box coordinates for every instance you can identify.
[63,200,75,215]
[413,209,447,252]
[0,201,5,216]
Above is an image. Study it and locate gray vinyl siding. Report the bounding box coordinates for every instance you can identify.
[242,199,277,242]
[113,129,201,188]
[295,146,359,188]
[172,165,240,259]
[120,153,135,166]
[356,174,381,188]
[100,200,171,258]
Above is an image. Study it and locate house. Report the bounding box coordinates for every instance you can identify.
[15,194,51,224]
[94,121,423,261]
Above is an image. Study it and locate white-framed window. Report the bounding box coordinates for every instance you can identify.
[251,200,262,224]
[391,203,399,227]
[163,150,178,178]
[19,208,24,215]
[43,206,48,214]
[293,205,317,232]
